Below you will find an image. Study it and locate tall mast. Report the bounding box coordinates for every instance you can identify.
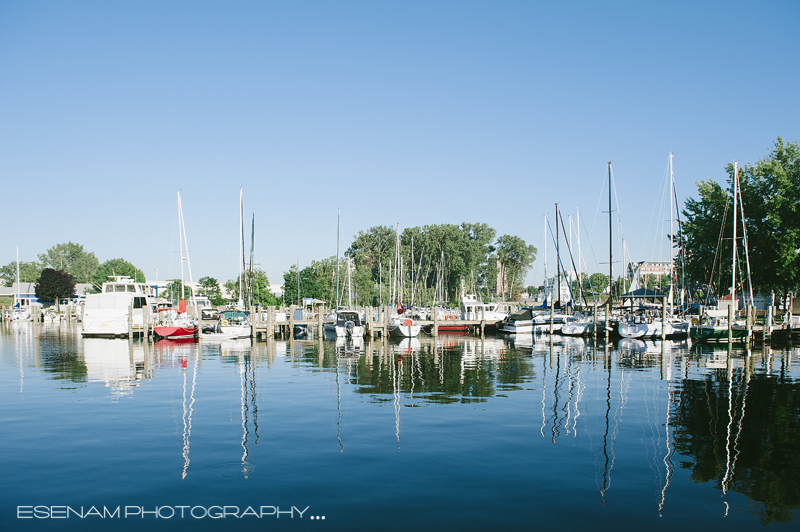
[347,257,352,307]
[249,213,255,307]
[577,207,582,303]
[543,214,547,291]
[16,246,20,308]
[731,161,738,305]
[669,153,674,313]
[238,187,244,309]
[608,162,613,302]
[336,209,340,308]
[555,204,560,308]
[178,191,185,301]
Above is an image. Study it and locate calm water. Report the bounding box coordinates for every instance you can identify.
[2,322,799,531]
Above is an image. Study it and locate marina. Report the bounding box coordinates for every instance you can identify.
[2,320,799,530]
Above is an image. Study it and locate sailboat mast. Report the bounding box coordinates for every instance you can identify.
[555,203,560,308]
[577,207,582,303]
[336,209,340,308]
[347,257,352,307]
[250,214,255,307]
[669,153,674,313]
[608,162,613,302]
[16,246,20,308]
[731,162,738,305]
[178,191,185,301]
[238,187,244,309]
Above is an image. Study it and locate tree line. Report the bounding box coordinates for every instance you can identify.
[282,223,537,307]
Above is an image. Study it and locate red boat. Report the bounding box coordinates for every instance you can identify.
[153,325,197,339]
[153,299,197,340]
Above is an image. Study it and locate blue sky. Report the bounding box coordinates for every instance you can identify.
[1,0,798,288]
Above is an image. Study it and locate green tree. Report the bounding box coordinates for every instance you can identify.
[283,258,338,306]
[35,268,75,302]
[496,234,536,300]
[0,260,43,286]
[91,258,145,290]
[740,137,800,297]
[682,138,800,301]
[38,242,99,284]
[586,273,608,297]
[226,269,278,307]
[198,276,225,306]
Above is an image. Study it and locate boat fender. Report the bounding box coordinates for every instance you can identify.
[221,319,229,326]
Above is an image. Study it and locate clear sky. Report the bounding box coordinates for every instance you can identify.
[1,0,798,288]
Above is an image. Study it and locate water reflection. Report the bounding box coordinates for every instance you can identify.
[3,322,799,525]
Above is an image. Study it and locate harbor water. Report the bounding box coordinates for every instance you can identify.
[2,322,799,531]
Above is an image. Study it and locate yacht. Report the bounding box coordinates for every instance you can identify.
[81,277,157,337]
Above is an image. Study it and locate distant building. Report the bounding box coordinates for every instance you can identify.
[628,261,672,279]
[0,282,38,307]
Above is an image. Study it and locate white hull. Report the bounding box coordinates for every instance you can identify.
[220,325,251,339]
[388,318,421,338]
[618,319,689,339]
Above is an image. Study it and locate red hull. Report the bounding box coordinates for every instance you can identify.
[154,326,196,339]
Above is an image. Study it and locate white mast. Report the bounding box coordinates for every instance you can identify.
[178,191,195,308]
[577,207,582,303]
[347,257,352,307]
[731,162,738,307]
[178,191,185,301]
[731,161,739,312]
[336,208,341,308]
[238,187,244,310]
[543,214,548,300]
[669,153,674,312]
[15,246,20,308]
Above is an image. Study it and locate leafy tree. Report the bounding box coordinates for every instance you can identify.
[91,258,145,290]
[682,138,800,301]
[283,258,337,306]
[38,242,99,284]
[587,273,608,297]
[0,260,43,286]
[226,269,278,307]
[35,268,75,302]
[496,234,536,300]
[198,276,225,306]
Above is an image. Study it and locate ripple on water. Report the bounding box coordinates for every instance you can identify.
[210,462,255,478]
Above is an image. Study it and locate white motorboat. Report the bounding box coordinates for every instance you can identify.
[324,309,365,338]
[82,277,157,337]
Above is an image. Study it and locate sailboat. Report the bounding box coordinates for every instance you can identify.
[618,154,689,340]
[387,224,421,338]
[10,246,32,321]
[154,191,197,340]
[324,212,366,338]
[218,188,252,339]
[689,162,751,343]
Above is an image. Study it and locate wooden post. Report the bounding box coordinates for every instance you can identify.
[767,305,774,335]
[433,305,438,337]
[592,302,597,338]
[549,304,554,335]
[289,304,295,340]
[481,305,485,338]
[128,304,134,340]
[661,296,667,341]
[144,303,150,339]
